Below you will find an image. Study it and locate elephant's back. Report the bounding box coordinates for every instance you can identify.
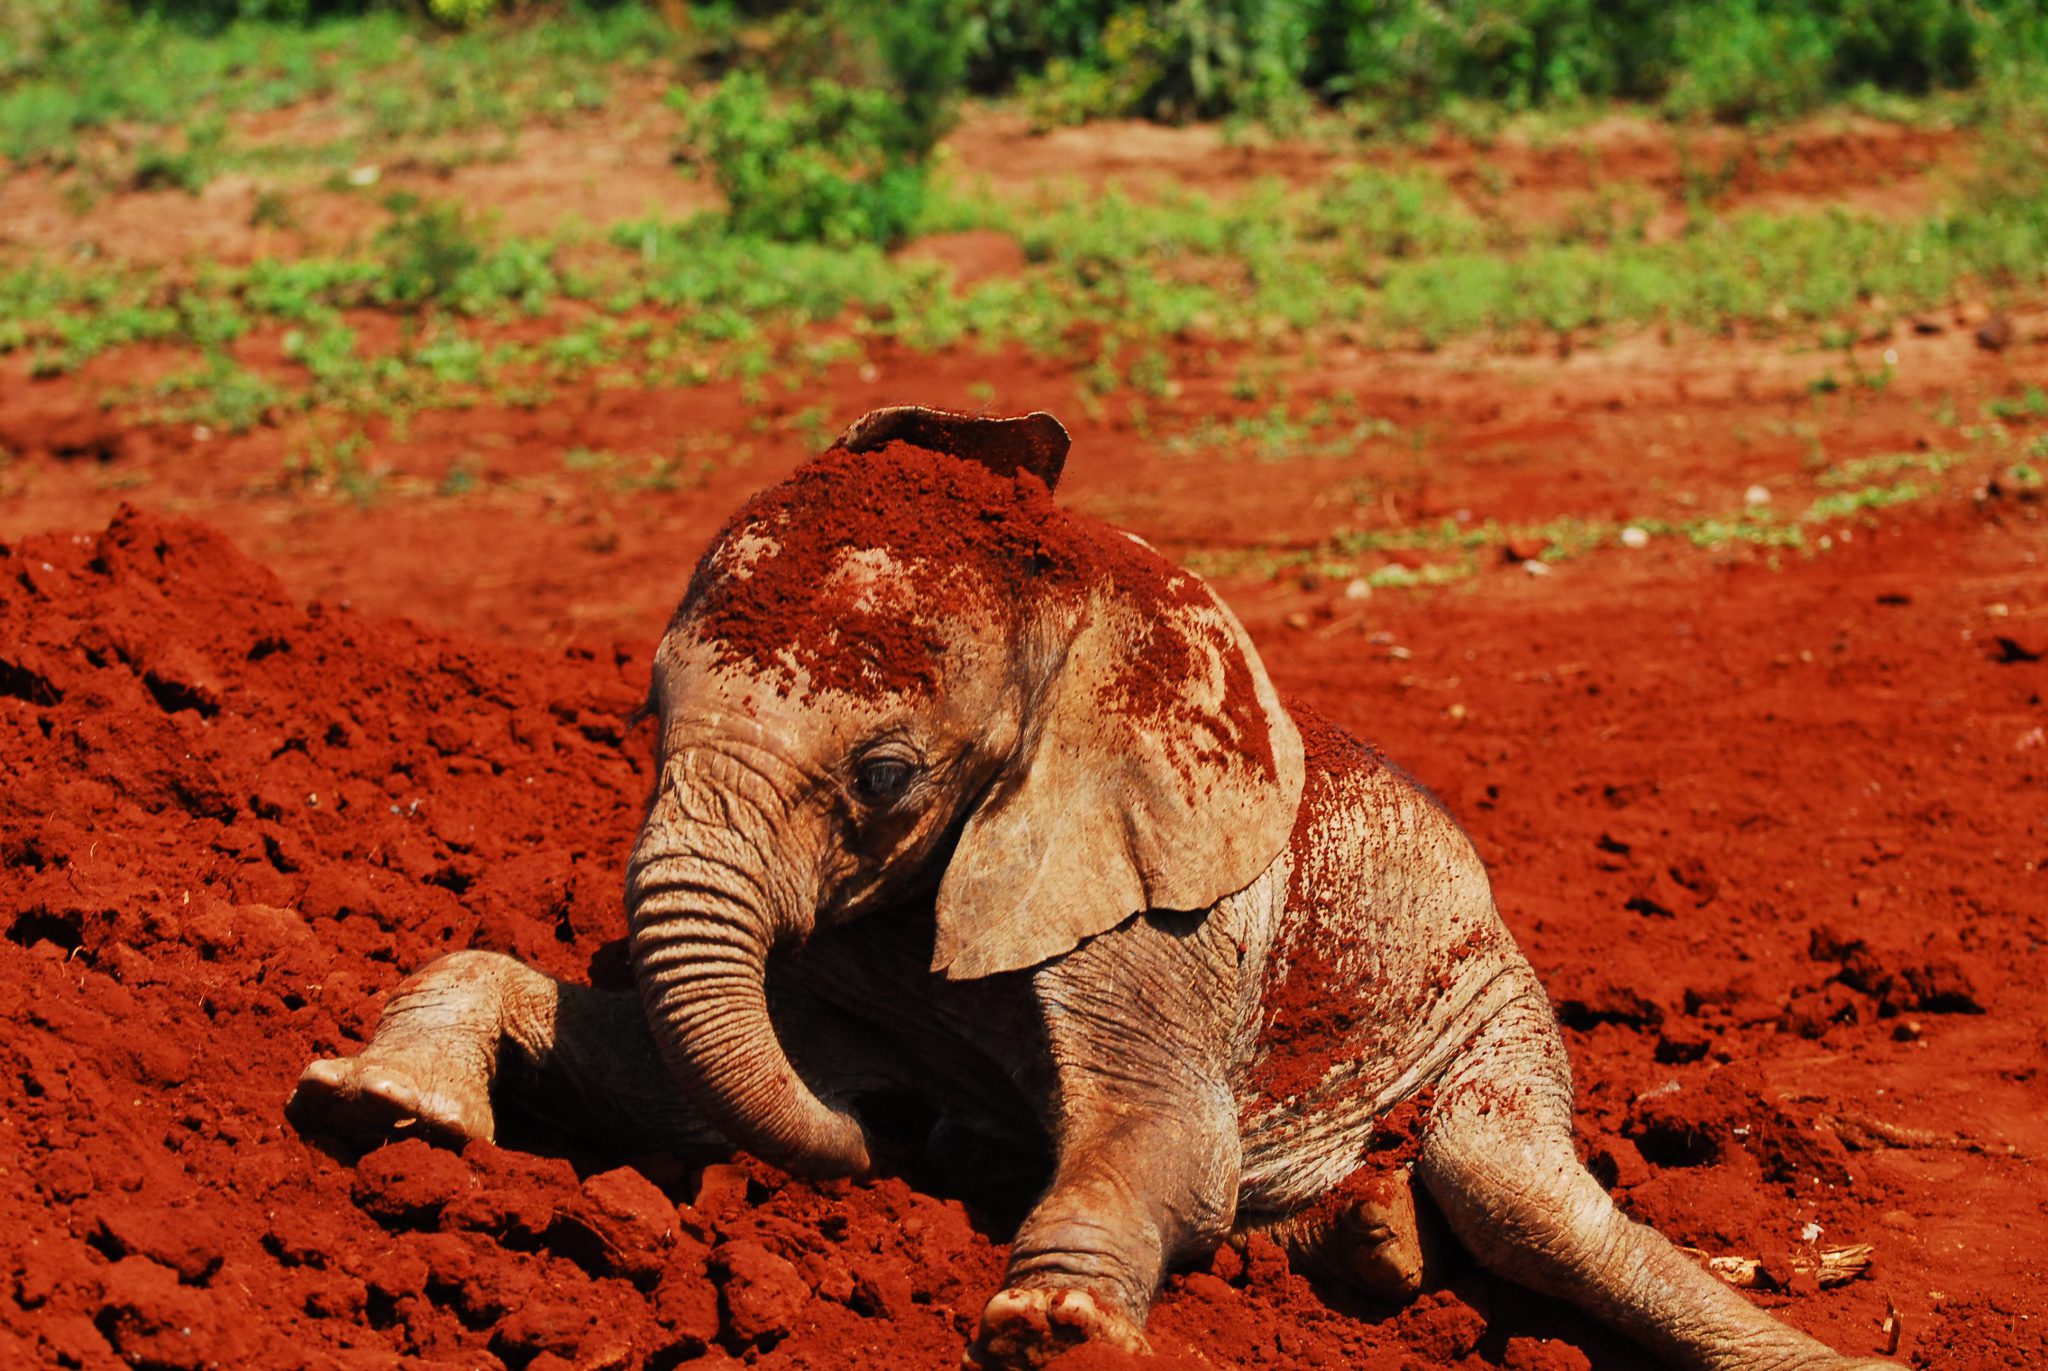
[1235,704,1530,1215]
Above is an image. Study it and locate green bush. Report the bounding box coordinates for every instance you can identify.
[371,194,559,312]
[674,72,933,248]
[674,0,967,248]
[996,0,2048,125]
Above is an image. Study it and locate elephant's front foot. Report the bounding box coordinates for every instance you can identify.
[289,1051,496,1147]
[286,951,523,1148]
[964,1287,1151,1370]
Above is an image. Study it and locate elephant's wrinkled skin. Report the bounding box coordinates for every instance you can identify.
[291,408,1891,1371]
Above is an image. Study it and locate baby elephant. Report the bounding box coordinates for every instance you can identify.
[292,408,1890,1371]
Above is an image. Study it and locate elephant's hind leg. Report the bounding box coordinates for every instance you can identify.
[290,951,715,1152]
[1416,993,1891,1371]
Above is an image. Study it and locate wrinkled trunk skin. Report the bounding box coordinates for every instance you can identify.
[626,780,871,1178]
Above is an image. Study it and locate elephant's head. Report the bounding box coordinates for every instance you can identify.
[629,406,1305,1175]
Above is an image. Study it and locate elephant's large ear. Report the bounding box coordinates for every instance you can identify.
[835,406,1070,491]
[931,545,1305,979]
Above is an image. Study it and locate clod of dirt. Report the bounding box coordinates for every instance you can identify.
[714,1239,809,1346]
[545,1165,678,1286]
[353,1139,482,1227]
[1625,1068,1857,1190]
[1974,314,2015,351]
[1502,1335,1595,1371]
[1548,972,1665,1030]
[96,1255,248,1370]
[1392,1288,1490,1361]
[85,1204,227,1286]
[1807,925,1986,1016]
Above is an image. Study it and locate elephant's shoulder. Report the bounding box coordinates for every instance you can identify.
[1277,701,1484,913]
[1283,700,1452,826]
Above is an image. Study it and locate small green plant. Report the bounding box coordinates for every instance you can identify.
[1998,460,2042,491]
[1804,481,1930,522]
[250,187,297,230]
[1816,450,1963,488]
[439,456,482,496]
[1986,386,2048,420]
[374,194,484,308]
[130,117,226,194]
[282,424,380,508]
[562,445,703,496]
[672,0,964,249]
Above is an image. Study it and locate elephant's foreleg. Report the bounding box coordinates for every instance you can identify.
[290,950,717,1152]
[1417,992,1892,1371]
[967,924,1243,1370]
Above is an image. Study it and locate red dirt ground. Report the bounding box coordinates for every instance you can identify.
[2,118,2044,1371]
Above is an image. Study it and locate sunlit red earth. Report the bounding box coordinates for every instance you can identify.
[1,110,2042,1370]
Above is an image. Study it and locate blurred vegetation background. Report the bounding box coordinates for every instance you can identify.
[7,1,2043,249]
[2,0,2044,548]
[8,1,2045,125]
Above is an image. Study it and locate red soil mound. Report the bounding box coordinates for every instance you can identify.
[1,504,2040,1370]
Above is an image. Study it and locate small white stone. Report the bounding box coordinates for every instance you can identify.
[1619,526,1650,549]
[1744,484,1772,507]
[1342,577,1373,600]
[346,165,381,187]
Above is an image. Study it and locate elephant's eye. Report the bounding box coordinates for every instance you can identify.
[853,757,916,804]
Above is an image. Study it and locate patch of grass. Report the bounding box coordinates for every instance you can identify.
[4,78,2047,451]
[1985,386,2048,421]
[148,352,292,433]
[279,423,381,508]
[130,116,227,193]
[0,6,683,185]
[561,444,703,495]
[1815,449,1965,488]
[1802,479,1936,523]
[372,195,559,314]
[1201,443,1978,587]
[1162,399,1400,463]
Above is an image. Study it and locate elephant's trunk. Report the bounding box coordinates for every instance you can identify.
[627,830,871,1178]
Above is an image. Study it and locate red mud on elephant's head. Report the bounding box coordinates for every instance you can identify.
[674,427,1277,783]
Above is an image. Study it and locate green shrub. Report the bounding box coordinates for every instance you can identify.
[668,0,967,247]
[371,194,558,312]
[1020,0,1314,125]
[673,72,930,248]
[1663,2,1835,120]
[999,0,2048,125]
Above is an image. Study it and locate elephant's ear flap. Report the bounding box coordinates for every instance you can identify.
[836,406,1070,490]
[932,572,1305,980]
